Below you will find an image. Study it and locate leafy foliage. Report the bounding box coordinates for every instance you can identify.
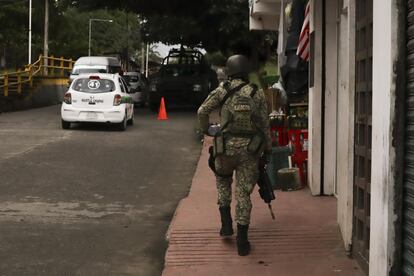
[0,0,42,68]
[53,8,142,59]
[205,51,227,67]
[58,0,277,59]
[0,0,143,68]
[1,0,277,69]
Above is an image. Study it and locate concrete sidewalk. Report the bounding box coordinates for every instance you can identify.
[162,138,363,276]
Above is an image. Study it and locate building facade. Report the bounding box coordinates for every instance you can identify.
[251,0,413,275]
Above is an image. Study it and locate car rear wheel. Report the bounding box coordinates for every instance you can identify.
[127,112,134,126]
[61,119,71,130]
[118,114,127,131]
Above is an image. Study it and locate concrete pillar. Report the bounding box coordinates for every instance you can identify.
[335,0,356,252]
[308,0,323,195]
[323,0,338,196]
[369,0,399,274]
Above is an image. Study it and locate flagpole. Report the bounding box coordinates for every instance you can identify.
[28,0,32,64]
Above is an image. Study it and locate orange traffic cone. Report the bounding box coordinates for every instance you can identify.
[157,97,168,120]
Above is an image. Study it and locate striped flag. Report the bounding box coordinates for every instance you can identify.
[297,1,310,61]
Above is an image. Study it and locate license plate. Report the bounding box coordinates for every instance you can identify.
[87,112,97,119]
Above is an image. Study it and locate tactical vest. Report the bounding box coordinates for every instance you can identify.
[221,84,259,136]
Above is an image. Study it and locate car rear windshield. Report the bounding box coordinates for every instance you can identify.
[72,68,107,75]
[72,78,115,93]
[124,75,139,83]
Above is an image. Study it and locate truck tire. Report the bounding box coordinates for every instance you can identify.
[149,102,159,112]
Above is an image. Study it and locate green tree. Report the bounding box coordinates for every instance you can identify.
[57,0,277,64]
[1,0,276,69]
[0,1,144,69]
[0,0,41,69]
[52,8,142,60]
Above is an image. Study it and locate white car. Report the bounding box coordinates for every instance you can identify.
[123,72,148,107]
[61,73,134,130]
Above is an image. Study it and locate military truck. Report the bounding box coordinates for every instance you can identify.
[148,48,219,111]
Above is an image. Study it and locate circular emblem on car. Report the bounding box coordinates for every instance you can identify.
[88,80,101,90]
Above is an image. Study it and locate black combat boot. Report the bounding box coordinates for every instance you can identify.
[237,224,250,256]
[219,207,234,236]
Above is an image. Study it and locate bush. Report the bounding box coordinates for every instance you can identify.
[205,52,227,66]
[262,75,279,88]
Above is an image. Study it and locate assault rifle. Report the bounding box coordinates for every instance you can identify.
[258,154,276,220]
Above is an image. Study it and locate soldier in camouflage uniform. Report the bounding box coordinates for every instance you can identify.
[197,55,271,256]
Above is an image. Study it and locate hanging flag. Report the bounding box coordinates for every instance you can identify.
[296,1,310,61]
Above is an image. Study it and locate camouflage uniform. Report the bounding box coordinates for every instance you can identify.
[198,78,271,226]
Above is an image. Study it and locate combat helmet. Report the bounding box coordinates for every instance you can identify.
[226,55,250,78]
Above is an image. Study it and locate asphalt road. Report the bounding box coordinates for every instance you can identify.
[0,105,202,276]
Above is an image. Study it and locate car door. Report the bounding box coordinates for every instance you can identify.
[119,77,133,119]
[122,77,134,117]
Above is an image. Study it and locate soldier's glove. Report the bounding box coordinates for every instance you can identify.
[262,149,272,164]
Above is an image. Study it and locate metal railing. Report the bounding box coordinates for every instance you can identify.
[0,55,74,97]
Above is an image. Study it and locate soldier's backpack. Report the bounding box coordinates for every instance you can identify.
[220,83,259,136]
[211,82,263,160]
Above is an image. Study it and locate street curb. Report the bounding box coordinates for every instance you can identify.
[163,137,208,254]
[165,197,185,242]
[165,137,207,243]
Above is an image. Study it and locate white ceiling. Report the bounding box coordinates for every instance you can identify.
[249,0,281,31]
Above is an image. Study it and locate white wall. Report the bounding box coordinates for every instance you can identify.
[308,0,323,195]
[370,0,399,275]
[323,0,338,196]
[335,0,355,252]
[309,0,355,250]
